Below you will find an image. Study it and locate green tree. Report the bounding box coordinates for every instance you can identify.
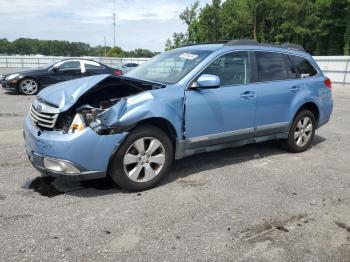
[180,1,200,42]
[314,0,348,55]
[165,33,187,50]
[107,46,123,57]
[165,1,200,49]
[167,0,350,55]
[196,0,223,42]
[165,39,173,51]
[220,0,253,40]
[0,38,158,57]
[345,3,350,55]
[0,38,13,54]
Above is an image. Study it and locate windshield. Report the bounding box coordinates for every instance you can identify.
[125,49,213,84]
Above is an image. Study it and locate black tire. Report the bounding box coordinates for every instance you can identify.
[109,125,174,191]
[284,109,316,153]
[18,78,40,95]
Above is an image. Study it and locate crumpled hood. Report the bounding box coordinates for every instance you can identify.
[38,74,110,112]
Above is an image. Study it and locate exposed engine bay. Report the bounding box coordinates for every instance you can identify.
[52,76,164,134]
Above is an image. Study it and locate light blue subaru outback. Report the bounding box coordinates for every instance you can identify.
[24,40,333,191]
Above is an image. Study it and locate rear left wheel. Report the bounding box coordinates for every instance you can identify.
[284,109,316,153]
[109,125,174,191]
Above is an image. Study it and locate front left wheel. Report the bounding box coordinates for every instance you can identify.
[109,125,174,191]
[18,78,39,95]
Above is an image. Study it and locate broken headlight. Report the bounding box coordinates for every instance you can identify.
[68,107,103,134]
[68,113,86,134]
[68,106,127,135]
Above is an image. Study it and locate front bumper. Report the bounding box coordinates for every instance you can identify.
[23,116,128,181]
[1,79,18,90]
[27,152,107,181]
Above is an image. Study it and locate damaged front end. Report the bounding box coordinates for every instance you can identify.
[34,74,165,134]
[24,74,168,180]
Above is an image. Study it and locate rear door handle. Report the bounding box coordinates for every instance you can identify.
[290,85,301,93]
[241,91,255,99]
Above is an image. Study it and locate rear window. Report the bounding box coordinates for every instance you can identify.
[84,61,104,70]
[255,52,297,82]
[291,56,318,78]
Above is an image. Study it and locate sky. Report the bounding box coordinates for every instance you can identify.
[0,0,211,52]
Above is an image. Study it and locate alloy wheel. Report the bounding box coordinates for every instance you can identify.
[20,79,38,95]
[294,116,313,147]
[123,137,166,183]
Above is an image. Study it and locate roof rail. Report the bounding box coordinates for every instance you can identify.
[224,39,305,52]
[280,43,305,52]
[179,39,306,52]
[224,39,258,46]
[180,40,229,48]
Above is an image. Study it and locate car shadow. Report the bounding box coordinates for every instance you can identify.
[25,135,327,198]
[3,90,21,95]
[4,90,36,97]
[162,134,327,186]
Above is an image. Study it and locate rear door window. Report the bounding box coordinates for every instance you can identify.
[255,52,297,82]
[291,56,318,78]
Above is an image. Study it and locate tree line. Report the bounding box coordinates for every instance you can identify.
[0,38,159,58]
[166,0,350,55]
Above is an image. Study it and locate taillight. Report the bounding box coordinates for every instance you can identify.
[324,78,332,89]
[114,69,123,76]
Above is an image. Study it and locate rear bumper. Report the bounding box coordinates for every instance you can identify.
[318,96,333,128]
[23,116,128,181]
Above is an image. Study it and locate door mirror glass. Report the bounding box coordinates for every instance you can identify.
[195,74,220,88]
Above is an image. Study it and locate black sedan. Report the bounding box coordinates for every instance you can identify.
[0,59,117,95]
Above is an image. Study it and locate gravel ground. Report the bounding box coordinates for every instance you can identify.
[0,85,349,262]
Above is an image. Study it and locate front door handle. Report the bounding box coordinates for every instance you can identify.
[290,85,301,93]
[241,91,255,99]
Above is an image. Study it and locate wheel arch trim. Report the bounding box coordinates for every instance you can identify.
[290,101,320,129]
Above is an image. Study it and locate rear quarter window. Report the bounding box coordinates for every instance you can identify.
[291,56,318,78]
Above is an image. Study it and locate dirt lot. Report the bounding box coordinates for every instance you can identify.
[0,86,349,262]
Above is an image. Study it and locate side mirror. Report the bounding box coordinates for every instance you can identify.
[52,66,60,72]
[195,74,220,89]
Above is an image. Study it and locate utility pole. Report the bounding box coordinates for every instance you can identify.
[113,0,116,48]
[104,36,107,57]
